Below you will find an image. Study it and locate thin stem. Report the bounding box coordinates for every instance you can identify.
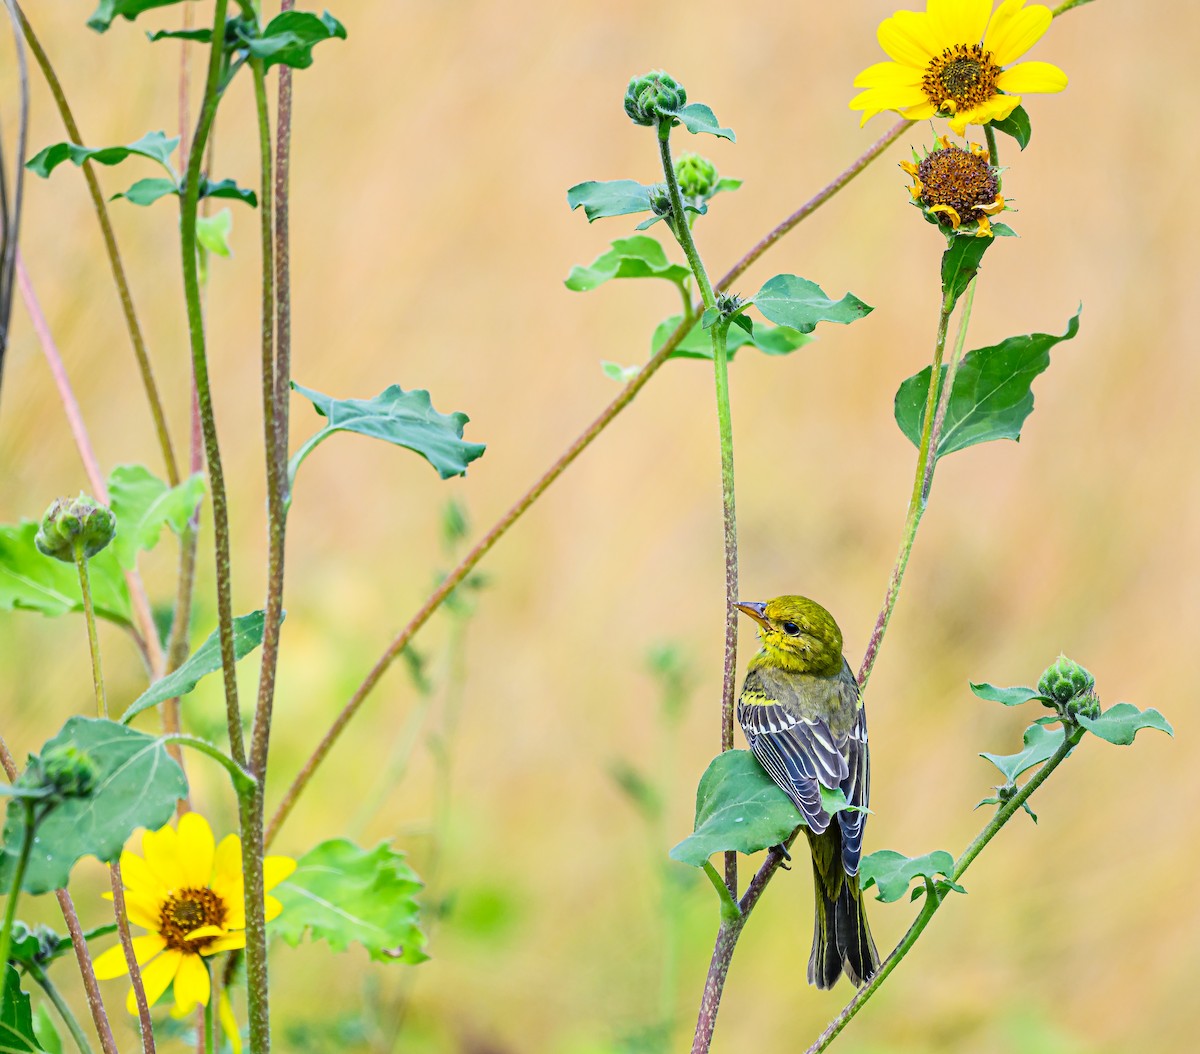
[803,726,1084,1054]
[73,545,107,718]
[14,4,180,486]
[27,961,95,1054]
[1051,0,1094,15]
[109,863,156,1054]
[0,801,36,988]
[266,119,908,846]
[181,0,244,769]
[203,969,216,1054]
[921,277,975,501]
[984,123,999,168]
[857,286,957,691]
[160,734,256,793]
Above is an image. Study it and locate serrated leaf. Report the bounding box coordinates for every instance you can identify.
[0,718,187,894]
[980,724,1065,783]
[107,464,205,570]
[650,314,811,362]
[859,849,957,903]
[196,209,234,258]
[1078,703,1174,746]
[941,236,993,308]
[669,751,800,867]
[564,236,689,292]
[87,0,186,32]
[27,131,177,178]
[671,102,735,141]
[566,180,654,222]
[0,522,131,625]
[120,610,273,724]
[991,106,1031,150]
[112,176,178,206]
[969,682,1049,707]
[271,839,427,963]
[236,11,347,70]
[894,309,1082,458]
[289,383,486,486]
[0,967,42,1053]
[750,274,873,333]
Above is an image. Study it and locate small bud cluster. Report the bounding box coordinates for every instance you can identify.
[1037,654,1100,722]
[675,153,718,199]
[34,494,116,563]
[716,292,744,319]
[624,70,687,127]
[648,183,673,217]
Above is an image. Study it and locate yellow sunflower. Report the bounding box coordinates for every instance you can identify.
[93,812,296,1015]
[850,0,1068,135]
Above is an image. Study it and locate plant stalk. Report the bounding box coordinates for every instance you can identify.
[0,801,36,991]
[73,544,107,718]
[27,960,96,1054]
[109,863,156,1054]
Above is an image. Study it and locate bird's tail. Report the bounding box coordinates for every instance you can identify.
[808,849,880,990]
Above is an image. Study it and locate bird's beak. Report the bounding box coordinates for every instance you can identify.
[734,601,771,632]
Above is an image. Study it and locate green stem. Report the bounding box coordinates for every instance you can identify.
[0,801,36,990]
[701,862,740,923]
[180,0,245,770]
[160,734,257,793]
[203,970,216,1054]
[13,4,180,486]
[1051,0,1094,15]
[73,543,107,719]
[984,123,999,168]
[921,277,975,501]
[27,961,95,1054]
[265,119,907,848]
[803,725,1084,1054]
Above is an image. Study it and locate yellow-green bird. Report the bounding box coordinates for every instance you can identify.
[734,595,879,989]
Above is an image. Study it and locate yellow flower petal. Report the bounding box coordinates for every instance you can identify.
[262,856,297,892]
[877,10,940,66]
[264,895,284,922]
[849,84,931,115]
[995,60,1067,95]
[176,811,216,888]
[172,953,211,1013]
[853,61,923,90]
[93,934,164,981]
[118,851,166,902]
[125,948,182,1014]
[201,932,247,955]
[984,0,1053,67]
[141,825,186,892]
[899,101,939,121]
[219,991,243,1054]
[975,214,995,237]
[185,925,226,940]
[212,834,242,894]
[929,204,962,229]
[120,889,164,932]
[928,0,992,47]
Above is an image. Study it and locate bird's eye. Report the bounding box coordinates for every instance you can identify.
[781,621,801,637]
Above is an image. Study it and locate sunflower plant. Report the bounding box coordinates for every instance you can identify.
[0,2,1171,1054]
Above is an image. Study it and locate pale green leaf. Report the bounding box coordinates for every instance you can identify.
[750,275,873,333]
[859,849,958,903]
[1078,703,1174,746]
[107,464,205,570]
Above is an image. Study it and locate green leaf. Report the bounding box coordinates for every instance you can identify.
[671,102,735,141]
[712,177,743,195]
[601,361,641,383]
[196,209,234,258]
[87,0,186,32]
[991,106,1031,150]
[0,967,42,1053]
[146,27,212,43]
[940,235,993,308]
[894,308,1082,457]
[4,921,116,968]
[980,724,1065,783]
[859,849,957,903]
[31,1006,61,1054]
[199,177,258,207]
[0,718,187,894]
[566,180,653,222]
[750,275,873,333]
[237,11,347,70]
[969,682,1049,707]
[27,131,178,178]
[668,750,860,868]
[650,314,812,364]
[0,522,131,625]
[1078,703,1174,746]
[289,383,486,486]
[564,236,689,292]
[271,839,427,963]
[112,176,178,206]
[120,610,273,724]
[107,464,205,571]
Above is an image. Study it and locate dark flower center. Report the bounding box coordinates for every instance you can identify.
[917,147,1000,225]
[158,887,228,952]
[922,43,1000,112]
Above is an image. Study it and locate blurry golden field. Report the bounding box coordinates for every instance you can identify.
[1,1,1198,1051]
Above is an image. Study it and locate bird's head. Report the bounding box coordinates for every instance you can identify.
[735,595,844,676]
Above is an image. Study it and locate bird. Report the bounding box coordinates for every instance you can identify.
[734,594,879,989]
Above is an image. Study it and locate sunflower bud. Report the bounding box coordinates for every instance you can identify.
[648,183,673,217]
[1037,654,1096,706]
[38,745,99,799]
[34,494,116,563]
[675,153,717,199]
[624,70,687,127]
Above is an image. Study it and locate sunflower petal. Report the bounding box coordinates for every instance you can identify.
[118,851,166,902]
[177,811,216,888]
[141,825,185,892]
[201,932,247,955]
[878,10,940,66]
[95,937,161,981]
[121,889,164,932]
[219,991,243,1054]
[928,0,992,46]
[172,953,211,1013]
[853,61,923,89]
[996,60,1067,94]
[899,101,939,121]
[984,0,1054,67]
[262,856,297,892]
[263,895,284,923]
[125,949,182,1014]
[185,925,226,940]
[212,834,242,894]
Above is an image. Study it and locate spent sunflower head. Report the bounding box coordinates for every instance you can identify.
[850,0,1068,135]
[93,812,296,1015]
[901,136,1009,238]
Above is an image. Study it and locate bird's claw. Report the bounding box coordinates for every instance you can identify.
[772,842,792,868]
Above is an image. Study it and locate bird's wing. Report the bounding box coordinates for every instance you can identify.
[837,699,870,877]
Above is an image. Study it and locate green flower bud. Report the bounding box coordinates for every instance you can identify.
[716,292,744,317]
[624,70,687,127]
[1066,690,1102,721]
[38,745,99,799]
[648,183,672,216]
[675,153,718,199]
[34,494,116,563]
[1037,654,1096,706]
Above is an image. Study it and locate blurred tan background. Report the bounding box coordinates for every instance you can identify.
[1,1,1197,1051]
